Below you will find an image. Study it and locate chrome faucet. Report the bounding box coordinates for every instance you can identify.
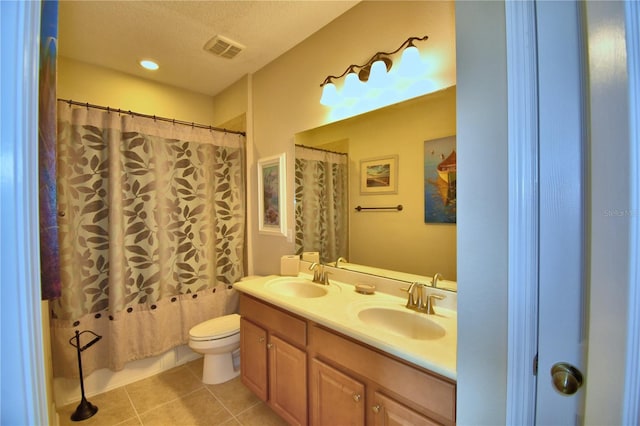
[334,257,348,268]
[431,273,444,288]
[309,262,330,285]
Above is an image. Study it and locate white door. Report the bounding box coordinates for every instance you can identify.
[535,1,637,424]
[536,1,587,423]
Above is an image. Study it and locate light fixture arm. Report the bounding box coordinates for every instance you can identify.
[319,35,429,87]
[321,64,360,87]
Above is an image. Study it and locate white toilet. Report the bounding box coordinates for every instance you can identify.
[188,313,241,385]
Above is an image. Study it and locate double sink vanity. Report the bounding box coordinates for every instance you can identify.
[233,264,457,425]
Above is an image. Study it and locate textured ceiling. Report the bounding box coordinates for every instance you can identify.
[58,1,360,96]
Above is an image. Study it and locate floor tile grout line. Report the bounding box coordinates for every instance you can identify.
[202,384,242,424]
[230,399,264,426]
[200,379,268,425]
[123,385,144,425]
[131,385,207,419]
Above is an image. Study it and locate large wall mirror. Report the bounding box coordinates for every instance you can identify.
[294,86,457,291]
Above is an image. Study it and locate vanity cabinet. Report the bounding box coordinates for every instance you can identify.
[310,358,365,425]
[239,318,268,400]
[308,324,456,426]
[239,295,308,426]
[239,293,456,426]
[371,392,438,426]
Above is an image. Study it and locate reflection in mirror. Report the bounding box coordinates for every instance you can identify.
[294,145,349,263]
[295,86,457,290]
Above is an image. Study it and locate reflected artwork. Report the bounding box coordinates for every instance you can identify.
[424,136,456,223]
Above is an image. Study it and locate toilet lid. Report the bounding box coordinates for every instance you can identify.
[189,314,240,340]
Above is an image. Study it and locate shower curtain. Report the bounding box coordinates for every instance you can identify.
[294,145,348,263]
[49,102,246,377]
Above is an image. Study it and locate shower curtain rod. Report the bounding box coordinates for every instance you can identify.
[295,144,347,156]
[58,99,246,136]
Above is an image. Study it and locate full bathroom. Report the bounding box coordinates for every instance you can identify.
[42,2,458,424]
[4,0,635,425]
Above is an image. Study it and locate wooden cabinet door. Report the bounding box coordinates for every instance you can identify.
[371,392,439,426]
[269,335,308,426]
[310,358,365,426]
[240,318,268,401]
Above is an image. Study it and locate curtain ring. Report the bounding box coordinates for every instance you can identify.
[85,102,89,110]
[107,106,110,114]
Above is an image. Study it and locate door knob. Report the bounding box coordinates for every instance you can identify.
[551,362,583,395]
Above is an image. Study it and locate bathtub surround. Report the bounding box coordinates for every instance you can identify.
[49,101,246,378]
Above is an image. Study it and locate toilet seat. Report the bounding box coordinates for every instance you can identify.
[189,313,240,342]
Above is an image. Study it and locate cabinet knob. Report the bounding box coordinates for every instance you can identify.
[352,393,361,403]
[372,404,382,414]
[258,337,265,343]
[267,343,274,349]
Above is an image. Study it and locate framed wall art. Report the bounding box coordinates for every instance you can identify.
[424,135,456,223]
[258,153,287,236]
[360,155,398,194]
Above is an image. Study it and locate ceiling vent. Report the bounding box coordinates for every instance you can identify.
[204,35,245,59]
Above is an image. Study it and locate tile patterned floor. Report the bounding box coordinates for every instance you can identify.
[56,359,288,426]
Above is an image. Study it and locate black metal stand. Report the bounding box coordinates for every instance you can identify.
[69,330,102,422]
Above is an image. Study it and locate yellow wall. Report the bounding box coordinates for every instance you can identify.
[248,1,455,275]
[296,87,457,280]
[58,57,215,124]
[212,75,248,130]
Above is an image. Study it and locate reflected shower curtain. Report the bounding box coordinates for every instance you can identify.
[294,145,348,263]
[50,102,246,377]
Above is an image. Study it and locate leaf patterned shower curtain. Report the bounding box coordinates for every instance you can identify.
[49,102,246,377]
[294,145,348,264]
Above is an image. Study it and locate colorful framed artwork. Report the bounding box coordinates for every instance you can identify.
[360,155,398,194]
[258,153,287,236]
[424,136,457,223]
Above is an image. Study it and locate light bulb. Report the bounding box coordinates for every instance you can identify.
[320,82,339,106]
[367,60,389,88]
[343,72,364,98]
[398,46,423,76]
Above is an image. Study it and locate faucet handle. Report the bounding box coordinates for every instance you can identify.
[403,282,421,309]
[426,293,446,314]
[309,262,323,282]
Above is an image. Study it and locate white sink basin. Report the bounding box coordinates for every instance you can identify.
[264,277,329,298]
[356,307,446,340]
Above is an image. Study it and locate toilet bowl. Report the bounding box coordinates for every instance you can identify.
[188,313,241,385]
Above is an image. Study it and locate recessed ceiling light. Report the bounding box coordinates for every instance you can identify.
[140,60,159,71]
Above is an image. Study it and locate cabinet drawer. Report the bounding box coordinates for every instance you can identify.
[309,324,456,424]
[240,294,307,347]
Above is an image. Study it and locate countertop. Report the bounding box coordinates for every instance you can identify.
[234,274,457,381]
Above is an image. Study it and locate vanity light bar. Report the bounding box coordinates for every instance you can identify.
[319,35,429,106]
